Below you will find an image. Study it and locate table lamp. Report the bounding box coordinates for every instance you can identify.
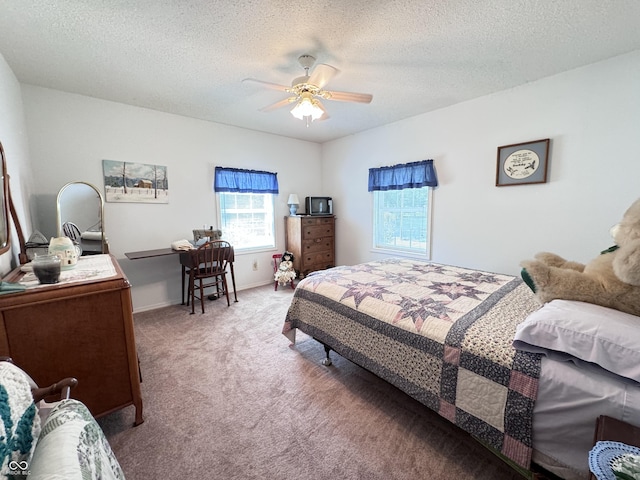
[287,194,300,216]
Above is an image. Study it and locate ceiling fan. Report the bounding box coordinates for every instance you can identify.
[243,54,373,126]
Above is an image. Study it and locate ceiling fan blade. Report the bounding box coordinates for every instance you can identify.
[242,78,289,92]
[259,97,297,112]
[325,90,373,104]
[308,64,338,89]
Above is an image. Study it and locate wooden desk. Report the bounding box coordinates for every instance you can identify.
[124,247,177,260]
[0,255,143,425]
[124,247,238,304]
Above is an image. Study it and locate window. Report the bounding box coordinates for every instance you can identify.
[218,192,275,250]
[373,187,432,255]
[214,167,278,251]
[369,160,438,257]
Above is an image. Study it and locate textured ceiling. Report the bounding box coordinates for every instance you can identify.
[2,1,640,143]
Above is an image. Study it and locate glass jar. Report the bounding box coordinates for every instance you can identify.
[32,254,62,284]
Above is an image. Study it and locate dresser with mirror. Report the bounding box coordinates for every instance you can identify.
[0,141,143,426]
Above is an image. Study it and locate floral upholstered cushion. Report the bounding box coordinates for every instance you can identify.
[28,399,124,480]
[0,361,40,478]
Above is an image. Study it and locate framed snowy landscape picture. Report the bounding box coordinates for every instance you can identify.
[102,159,169,203]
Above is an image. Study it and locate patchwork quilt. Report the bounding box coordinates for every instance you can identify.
[283,258,542,468]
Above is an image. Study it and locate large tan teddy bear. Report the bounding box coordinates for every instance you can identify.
[520,198,640,317]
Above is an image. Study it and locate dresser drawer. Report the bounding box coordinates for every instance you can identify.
[303,224,334,239]
[301,216,334,227]
[302,238,333,254]
[302,262,335,276]
[302,251,334,266]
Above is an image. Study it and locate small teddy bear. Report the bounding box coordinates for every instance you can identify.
[520,198,640,317]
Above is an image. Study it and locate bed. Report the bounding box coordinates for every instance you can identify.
[282,258,640,480]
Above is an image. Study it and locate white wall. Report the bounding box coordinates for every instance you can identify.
[9,49,640,310]
[21,86,322,311]
[323,50,640,277]
[0,54,34,276]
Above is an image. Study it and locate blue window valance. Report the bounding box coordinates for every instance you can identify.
[214,166,279,194]
[368,159,438,192]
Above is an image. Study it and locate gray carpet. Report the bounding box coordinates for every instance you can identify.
[98,284,525,479]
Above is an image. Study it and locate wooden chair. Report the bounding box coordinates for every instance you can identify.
[272,254,282,291]
[1,357,78,402]
[188,240,231,314]
[62,221,82,242]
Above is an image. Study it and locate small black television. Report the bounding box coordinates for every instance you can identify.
[305,196,333,215]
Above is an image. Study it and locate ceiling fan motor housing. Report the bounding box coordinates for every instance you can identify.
[298,54,316,70]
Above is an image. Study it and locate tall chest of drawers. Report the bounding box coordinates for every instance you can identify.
[285,215,335,278]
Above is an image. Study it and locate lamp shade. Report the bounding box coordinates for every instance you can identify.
[287,194,299,205]
[290,92,323,121]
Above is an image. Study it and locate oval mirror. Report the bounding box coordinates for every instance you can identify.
[0,143,10,256]
[56,182,108,254]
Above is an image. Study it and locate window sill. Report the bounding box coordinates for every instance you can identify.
[234,246,279,256]
[370,247,431,262]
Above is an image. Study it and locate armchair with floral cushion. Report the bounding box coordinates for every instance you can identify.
[0,359,125,479]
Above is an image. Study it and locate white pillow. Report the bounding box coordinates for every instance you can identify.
[513,299,640,383]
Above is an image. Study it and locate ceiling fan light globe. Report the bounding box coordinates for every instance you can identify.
[310,101,324,120]
[290,107,305,120]
[291,96,323,121]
